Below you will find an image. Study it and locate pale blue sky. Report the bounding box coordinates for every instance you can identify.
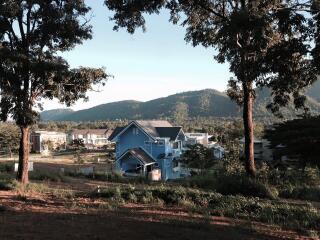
[43,0,231,111]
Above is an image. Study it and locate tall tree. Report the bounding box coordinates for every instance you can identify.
[0,0,108,183]
[105,0,320,176]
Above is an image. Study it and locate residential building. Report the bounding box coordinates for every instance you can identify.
[185,132,209,147]
[109,120,189,181]
[69,129,112,148]
[185,132,225,160]
[30,131,67,153]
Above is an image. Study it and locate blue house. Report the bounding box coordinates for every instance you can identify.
[109,120,188,180]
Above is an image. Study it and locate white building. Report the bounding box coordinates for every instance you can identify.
[185,132,209,147]
[185,132,225,160]
[30,131,67,153]
[70,129,112,148]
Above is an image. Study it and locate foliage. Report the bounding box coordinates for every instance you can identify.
[0,162,14,173]
[181,144,214,173]
[94,185,320,231]
[265,116,320,168]
[181,172,278,200]
[71,139,85,148]
[41,140,54,152]
[0,0,108,125]
[280,185,320,202]
[65,170,150,184]
[173,102,189,124]
[0,123,20,156]
[0,178,13,190]
[70,139,86,164]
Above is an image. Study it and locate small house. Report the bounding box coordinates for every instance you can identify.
[30,131,67,153]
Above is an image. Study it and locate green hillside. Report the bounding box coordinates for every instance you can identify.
[40,84,320,122]
[40,108,74,121]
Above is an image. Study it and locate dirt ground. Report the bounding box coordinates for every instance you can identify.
[0,182,315,240]
[0,159,317,240]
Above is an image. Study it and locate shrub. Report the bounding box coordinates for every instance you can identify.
[0,172,14,190]
[268,167,320,187]
[0,180,13,190]
[93,185,320,231]
[11,181,49,195]
[0,163,14,173]
[214,174,278,199]
[280,185,320,202]
[98,187,124,203]
[182,173,278,199]
[51,188,75,200]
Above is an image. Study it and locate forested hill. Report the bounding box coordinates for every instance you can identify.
[40,84,320,122]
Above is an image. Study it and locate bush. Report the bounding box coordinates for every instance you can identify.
[268,167,320,187]
[66,170,151,185]
[0,172,14,190]
[280,185,320,202]
[93,185,320,231]
[181,173,278,199]
[214,174,278,199]
[0,163,14,173]
[0,180,13,190]
[97,187,123,203]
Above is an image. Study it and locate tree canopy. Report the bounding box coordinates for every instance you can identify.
[0,0,108,183]
[181,143,214,173]
[265,116,320,168]
[0,0,108,126]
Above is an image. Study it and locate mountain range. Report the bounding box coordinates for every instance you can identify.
[40,81,320,122]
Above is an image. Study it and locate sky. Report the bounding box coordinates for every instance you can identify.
[43,0,231,111]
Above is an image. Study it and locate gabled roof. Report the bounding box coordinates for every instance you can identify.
[108,126,125,141]
[110,120,184,142]
[155,127,182,141]
[118,147,156,165]
[135,120,173,138]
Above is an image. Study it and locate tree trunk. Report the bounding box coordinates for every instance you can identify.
[17,127,30,184]
[242,83,256,177]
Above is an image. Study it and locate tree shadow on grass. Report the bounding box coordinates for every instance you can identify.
[0,204,302,240]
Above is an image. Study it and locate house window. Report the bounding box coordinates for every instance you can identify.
[173,142,179,149]
[132,127,139,135]
[157,141,164,146]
